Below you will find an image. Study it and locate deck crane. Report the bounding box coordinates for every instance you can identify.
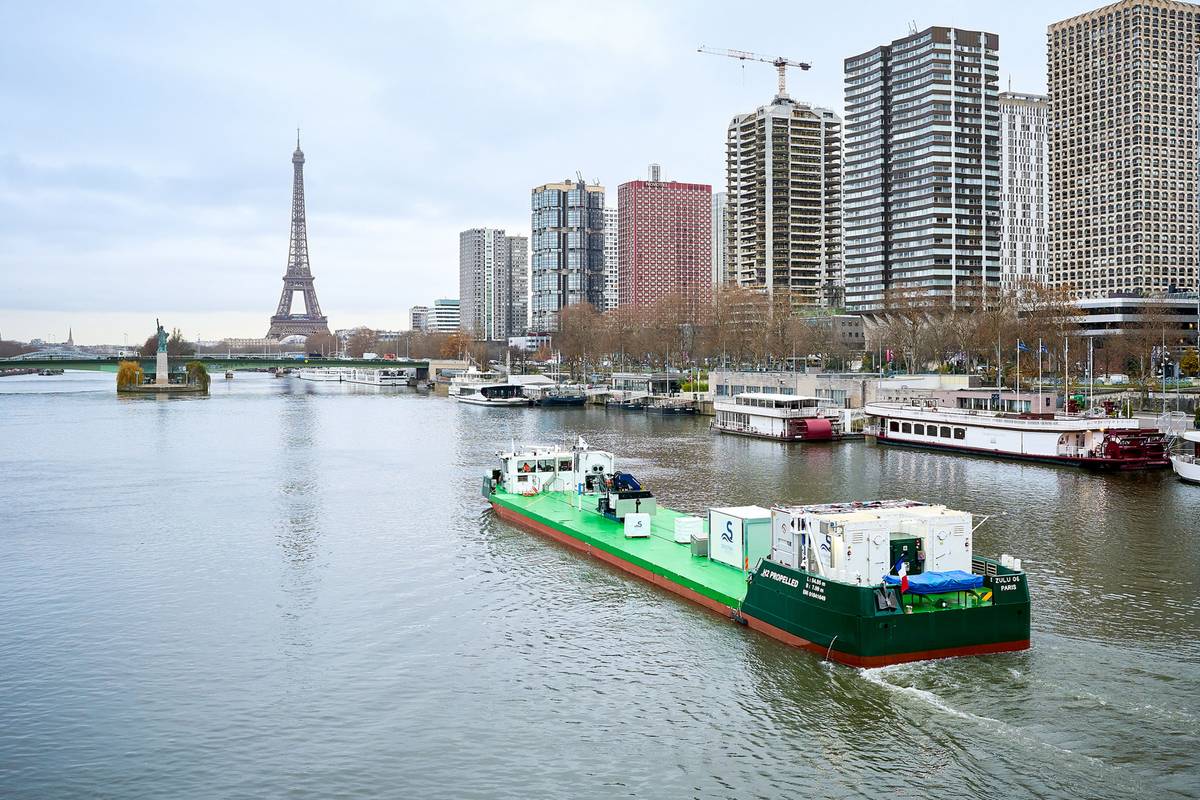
[696,46,811,97]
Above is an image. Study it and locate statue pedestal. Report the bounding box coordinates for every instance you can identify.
[156,351,169,385]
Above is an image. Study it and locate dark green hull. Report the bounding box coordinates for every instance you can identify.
[489,488,1030,667]
[739,561,1030,667]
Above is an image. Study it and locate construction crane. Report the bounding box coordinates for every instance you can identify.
[697,46,811,97]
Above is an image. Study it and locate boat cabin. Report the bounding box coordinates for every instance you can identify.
[493,444,615,494]
[459,383,526,400]
[611,372,682,396]
[713,393,841,440]
[769,500,973,586]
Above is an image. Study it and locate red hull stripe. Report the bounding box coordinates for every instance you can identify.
[491,503,1030,667]
[491,503,733,618]
[739,612,1029,668]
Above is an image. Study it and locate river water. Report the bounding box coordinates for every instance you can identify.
[1,372,1197,799]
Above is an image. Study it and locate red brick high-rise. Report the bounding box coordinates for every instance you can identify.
[617,165,712,321]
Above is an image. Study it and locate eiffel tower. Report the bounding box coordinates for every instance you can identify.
[267,131,331,339]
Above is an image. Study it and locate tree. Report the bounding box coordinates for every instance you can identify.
[345,328,378,358]
[305,332,338,356]
[440,330,472,360]
[139,328,193,357]
[185,361,210,392]
[1181,348,1199,378]
[0,340,35,358]
[116,360,144,389]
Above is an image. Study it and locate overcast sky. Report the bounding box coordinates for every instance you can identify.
[2,0,1100,344]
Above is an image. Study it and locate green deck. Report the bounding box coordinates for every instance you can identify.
[490,490,750,608]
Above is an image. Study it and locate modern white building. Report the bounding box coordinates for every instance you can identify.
[726,95,842,310]
[843,27,1001,313]
[1047,0,1199,298]
[999,92,1049,292]
[459,228,528,341]
[408,305,430,332]
[711,191,728,288]
[430,299,461,333]
[603,206,619,311]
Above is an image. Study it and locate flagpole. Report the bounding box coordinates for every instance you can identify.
[1016,341,1020,413]
[1064,334,1069,415]
[1088,337,1094,411]
[1037,337,1043,413]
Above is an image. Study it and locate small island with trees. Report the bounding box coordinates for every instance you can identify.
[116,321,209,396]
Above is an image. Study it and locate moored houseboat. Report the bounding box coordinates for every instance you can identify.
[483,441,1029,667]
[1170,431,1200,484]
[343,367,410,387]
[712,393,842,441]
[455,383,530,406]
[864,401,1169,470]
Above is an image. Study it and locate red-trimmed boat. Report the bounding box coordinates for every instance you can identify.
[865,401,1170,470]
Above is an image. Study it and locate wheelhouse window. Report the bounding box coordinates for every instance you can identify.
[537,459,554,473]
[558,459,572,471]
[518,460,535,473]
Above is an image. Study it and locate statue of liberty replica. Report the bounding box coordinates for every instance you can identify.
[155,319,169,385]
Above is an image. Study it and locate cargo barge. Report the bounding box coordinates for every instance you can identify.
[484,441,1030,667]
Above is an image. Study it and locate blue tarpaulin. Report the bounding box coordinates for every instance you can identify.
[882,570,984,594]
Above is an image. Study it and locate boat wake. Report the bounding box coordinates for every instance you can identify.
[858,663,1111,770]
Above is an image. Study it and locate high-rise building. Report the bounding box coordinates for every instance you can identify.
[530,178,606,331]
[725,95,842,310]
[999,92,1049,292]
[507,235,529,332]
[617,165,712,319]
[843,27,1001,313]
[409,305,430,332]
[711,191,728,288]
[603,207,619,311]
[1048,0,1199,297]
[458,228,528,341]
[430,299,461,333]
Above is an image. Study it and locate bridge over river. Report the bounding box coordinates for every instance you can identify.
[1,355,433,379]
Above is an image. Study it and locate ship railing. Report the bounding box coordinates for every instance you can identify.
[875,404,1133,431]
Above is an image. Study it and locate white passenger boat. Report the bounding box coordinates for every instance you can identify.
[343,367,409,387]
[1170,431,1200,484]
[297,367,346,382]
[455,383,530,406]
[864,401,1170,471]
[448,367,502,396]
[712,393,842,441]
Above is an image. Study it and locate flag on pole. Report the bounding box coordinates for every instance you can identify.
[1017,340,1031,353]
[1040,342,1048,354]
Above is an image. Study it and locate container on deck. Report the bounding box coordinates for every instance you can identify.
[674,516,704,544]
[708,506,773,573]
